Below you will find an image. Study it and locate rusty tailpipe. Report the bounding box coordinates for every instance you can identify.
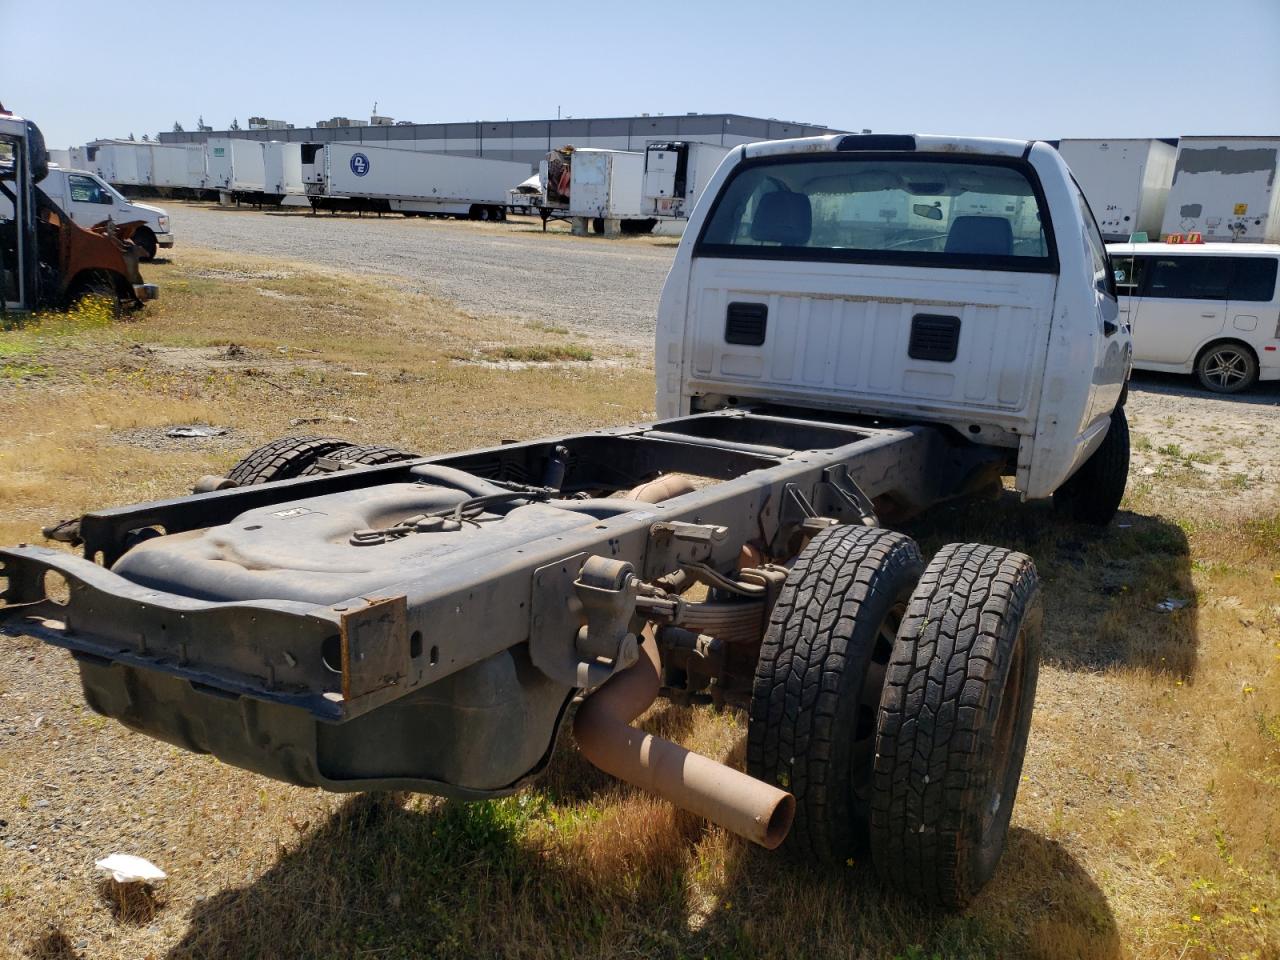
[572,634,795,849]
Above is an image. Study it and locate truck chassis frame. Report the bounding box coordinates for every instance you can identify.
[1,407,1004,800]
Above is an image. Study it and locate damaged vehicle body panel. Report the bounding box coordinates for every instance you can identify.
[1,108,156,312]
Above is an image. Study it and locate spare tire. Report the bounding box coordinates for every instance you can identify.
[300,443,420,474]
[224,436,351,486]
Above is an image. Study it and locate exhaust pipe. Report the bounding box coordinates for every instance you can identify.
[573,634,795,849]
[623,474,697,504]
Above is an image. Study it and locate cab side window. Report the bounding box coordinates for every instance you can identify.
[1229,257,1279,302]
[1145,257,1231,300]
[1075,188,1114,298]
[1111,255,1146,296]
[68,174,111,204]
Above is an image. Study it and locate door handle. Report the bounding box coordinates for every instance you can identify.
[1200,312,1217,318]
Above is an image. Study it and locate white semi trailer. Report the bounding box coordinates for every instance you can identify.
[150,143,208,193]
[84,141,208,197]
[306,142,531,220]
[1161,136,1280,243]
[263,141,306,204]
[642,141,732,220]
[206,137,267,201]
[87,142,148,188]
[537,147,655,235]
[1057,138,1176,242]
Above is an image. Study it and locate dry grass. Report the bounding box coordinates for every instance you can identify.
[0,246,1277,960]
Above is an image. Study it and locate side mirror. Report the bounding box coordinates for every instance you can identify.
[26,120,49,184]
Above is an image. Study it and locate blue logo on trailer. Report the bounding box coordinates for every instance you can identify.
[350,152,370,177]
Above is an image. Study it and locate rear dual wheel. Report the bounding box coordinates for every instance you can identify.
[870,542,1041,909]
[747,527,1041,909]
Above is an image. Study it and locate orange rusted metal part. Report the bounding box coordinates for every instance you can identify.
[738,541,764,571]
[573,633,795,849]
[36,193,149,305]
[91,217,145,243]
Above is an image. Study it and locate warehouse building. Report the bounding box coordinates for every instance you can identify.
[159,113,838,164]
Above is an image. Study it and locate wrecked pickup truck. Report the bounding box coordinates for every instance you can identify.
[1,108,156,314]
[1,133,1131,909]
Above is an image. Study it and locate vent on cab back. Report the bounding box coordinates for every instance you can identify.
[908,314,961,362]
[725,302,768,346]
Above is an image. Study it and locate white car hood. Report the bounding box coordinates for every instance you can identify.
[129,201,167,218]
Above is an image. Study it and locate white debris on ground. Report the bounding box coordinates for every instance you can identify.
[94,854,167,884]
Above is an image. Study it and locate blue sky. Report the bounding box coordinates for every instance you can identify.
[3,0,1278,147]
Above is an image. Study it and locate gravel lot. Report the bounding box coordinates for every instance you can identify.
[166,203,678,347]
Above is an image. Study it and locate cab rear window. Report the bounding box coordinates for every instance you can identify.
[697,155,1057,272]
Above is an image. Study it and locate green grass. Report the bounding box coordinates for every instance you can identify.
[461,344,595,363]
[0,361,51,380]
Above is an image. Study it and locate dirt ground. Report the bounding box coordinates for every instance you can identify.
[163,202,678,347]
[0,243,1277,960]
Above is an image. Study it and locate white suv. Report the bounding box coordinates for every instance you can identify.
[1108,241,1280,393]
[657,133,1133,521]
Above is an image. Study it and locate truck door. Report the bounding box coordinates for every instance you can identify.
[1068,180,1127,431]
[64,172,117,226]
[1130,254,1229,365]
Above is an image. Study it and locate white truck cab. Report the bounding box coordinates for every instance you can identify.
[39,166,173,260]
[657,133,1132,511]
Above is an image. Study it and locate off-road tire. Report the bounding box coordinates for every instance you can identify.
[747,525,924,860]
[1196,341,1258,394]
[870,543,1041,909]
[300,443,420,474]
[1052,405,1129,526]
[225,436,351,486]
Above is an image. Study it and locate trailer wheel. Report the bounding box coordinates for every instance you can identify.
[747,525,924,860]
[224,436,352,486]
[870,543,1041,909]
[1052,405,1129,526]
[300,443,420,474]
